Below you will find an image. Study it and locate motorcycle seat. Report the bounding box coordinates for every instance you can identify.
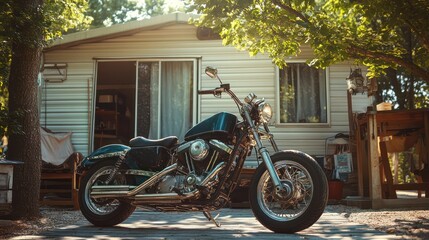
[129,136,178,149]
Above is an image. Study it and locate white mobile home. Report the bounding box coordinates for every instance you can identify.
[42,13,370,161]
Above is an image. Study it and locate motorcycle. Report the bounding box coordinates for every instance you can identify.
[77,66,328,233]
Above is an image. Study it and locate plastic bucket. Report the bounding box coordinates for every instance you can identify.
[328,180,344,200]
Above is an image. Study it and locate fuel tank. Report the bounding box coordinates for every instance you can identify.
[184,112,237,142]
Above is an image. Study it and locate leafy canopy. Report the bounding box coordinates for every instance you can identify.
[87,0,144,28]
[192,0,429,84]
[0,0,90,133]
[86,0,191,28]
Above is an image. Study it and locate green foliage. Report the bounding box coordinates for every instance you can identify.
[279,84,295,123]
[0,1,12,134]
[192,0,429,85]
[44,0,92,38]
[388,152,423,185]
[1,0,90,46]
[376,68,428,109]
[0,0,90,133]
[87,0,144,28]
[145,0,166,17]
[86,0,187,28]
[0,40,10,134]
[168,0,194,13]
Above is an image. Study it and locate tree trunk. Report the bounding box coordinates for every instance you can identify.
[8,0,44,219]
[403,26,416,110]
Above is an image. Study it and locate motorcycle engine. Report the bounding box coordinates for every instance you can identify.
[155,139,232,194]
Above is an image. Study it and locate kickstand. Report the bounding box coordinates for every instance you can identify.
[203,211,221,227]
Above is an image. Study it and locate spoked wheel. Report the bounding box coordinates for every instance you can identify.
[249,151,328,233]
[78,160,136,226]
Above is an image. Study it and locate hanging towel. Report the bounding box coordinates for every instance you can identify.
[40,127,74,166]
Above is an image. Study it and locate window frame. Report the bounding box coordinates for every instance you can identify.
[275,61,331,127]
[135,59,198,139]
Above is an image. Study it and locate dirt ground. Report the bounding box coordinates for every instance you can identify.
[326,205,429,239]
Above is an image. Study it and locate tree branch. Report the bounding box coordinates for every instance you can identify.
[272,0,310,24]
[348,45,429,84]
[402,0,429,53]
[403,18,429,53]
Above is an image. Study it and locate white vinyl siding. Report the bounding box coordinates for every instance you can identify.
[43,15,371,159]
[40,63,93,154]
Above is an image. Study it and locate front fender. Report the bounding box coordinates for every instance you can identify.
[270,150,315,161]
[78,144,130,172]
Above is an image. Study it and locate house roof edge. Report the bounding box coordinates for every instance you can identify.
[45,12,197,51]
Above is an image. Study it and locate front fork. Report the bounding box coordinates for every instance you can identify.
[243,110,289,194]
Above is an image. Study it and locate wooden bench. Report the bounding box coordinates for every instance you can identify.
[40,152,82,210]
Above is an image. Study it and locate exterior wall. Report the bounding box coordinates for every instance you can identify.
[43,22,371,157]
[40,63,93,155]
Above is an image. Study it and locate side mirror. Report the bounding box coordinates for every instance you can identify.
[205,66,223,84]
[205,66,218,79]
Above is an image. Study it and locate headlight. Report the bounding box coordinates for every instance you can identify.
[258,101,273,123]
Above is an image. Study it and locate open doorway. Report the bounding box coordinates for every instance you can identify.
[93,59,197,150]
[94,61,135,149]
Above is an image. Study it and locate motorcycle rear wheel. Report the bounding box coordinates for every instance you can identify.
[78,160,136,226]
[249,151,328,233]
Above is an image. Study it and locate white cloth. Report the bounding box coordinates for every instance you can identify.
[40,128,74,166]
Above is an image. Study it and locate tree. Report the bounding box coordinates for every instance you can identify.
[192,0,429,86]
[375,67,428,110]
[86,0,175,28]
[87,0,144,27]
[0,0,89,219]
[144,0,165,17]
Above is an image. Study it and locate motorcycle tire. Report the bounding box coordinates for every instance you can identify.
[249,151,328,233]
[78,159,136,227]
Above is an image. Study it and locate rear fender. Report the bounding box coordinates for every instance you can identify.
[78,144,131,173]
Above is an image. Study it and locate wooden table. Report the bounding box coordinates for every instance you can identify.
[355,108,429,208]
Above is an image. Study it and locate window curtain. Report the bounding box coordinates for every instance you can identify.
[280,63,326,123]
[149,63,160,139]
[137,62,159,138]
[137,61,193,140]
[160,61,193,140]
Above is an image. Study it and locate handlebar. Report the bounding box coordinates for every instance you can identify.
[198,84,243,108]
[198,84,231,95]
[198,89,220,95]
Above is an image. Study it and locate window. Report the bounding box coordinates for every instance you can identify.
[137,61,194,140]
[278,63,327,124]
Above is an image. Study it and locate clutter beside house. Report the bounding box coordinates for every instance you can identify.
[0,139,23,215]
[343,67,429,209]
[40,127,82,210]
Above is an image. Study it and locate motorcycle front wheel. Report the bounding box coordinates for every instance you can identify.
[78,160,136,226]
[249,151,328,233]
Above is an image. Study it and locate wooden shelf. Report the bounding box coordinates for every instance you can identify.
[96,109,117,116]
[94,93,124,149]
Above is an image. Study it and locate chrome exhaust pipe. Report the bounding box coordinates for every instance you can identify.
[91,163,177,199]
[133,190,197,202]
[91,162,225,201]
[133,162,225,203]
